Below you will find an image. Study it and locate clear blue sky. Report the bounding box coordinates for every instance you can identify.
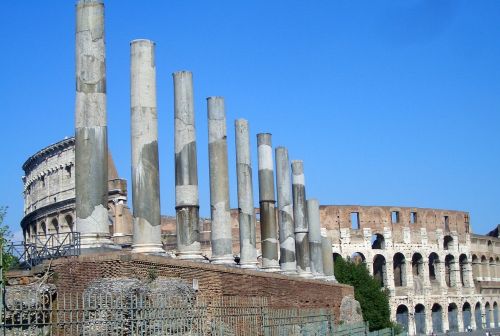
[1,1,499,239]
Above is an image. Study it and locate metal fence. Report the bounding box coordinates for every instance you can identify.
[0,291,376,335]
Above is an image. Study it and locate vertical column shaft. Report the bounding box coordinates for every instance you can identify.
[275,147,297,273]
[235,120,258,268]
[130,39,163,254]
[207,97,234,264]
[75,0,114,249]
[307,199,324,276]
[257,134,280,270]
[292,160,312,276]
[173,71,203,260]
[321,235,336,280]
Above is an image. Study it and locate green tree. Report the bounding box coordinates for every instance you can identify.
[0,207,18,279]
[334,256,392,331]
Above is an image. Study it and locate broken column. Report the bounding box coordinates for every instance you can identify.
[257,133,280,271]
[207,97,234,264]
[321,233,337,281]
[235,119,259,268]
[292,160,312,276]
[173,71,203,261]
[75,0,115,249]
[130,39,164,254]
[275,147,296,273]
[307,199,324,276]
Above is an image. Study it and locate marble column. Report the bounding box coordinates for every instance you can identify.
[292,160,312,277]
[321,235,337,281]
[235,119,259,268]
[173,71,203,261]
[75,0,116,250]
[207,97,234,264]
[130,39,164,254]
[307,199,324,277]
[257,133,280,271]
[275,147,296,273]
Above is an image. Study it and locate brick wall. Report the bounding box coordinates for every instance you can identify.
[49,252,353,321]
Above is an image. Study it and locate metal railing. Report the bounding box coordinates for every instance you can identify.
[4,232,80,269]
[0,291,377,335]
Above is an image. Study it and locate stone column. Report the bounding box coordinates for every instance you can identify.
[207,97,234,264]
[307,199,324,277]
[235,119,258,268]
[130,39,164,254]
[292,160,312,277]
[173,71,203,261]
[75,0,115,250]
[321,234,337,281]
[275,147,296,273]
[257,133,280,271]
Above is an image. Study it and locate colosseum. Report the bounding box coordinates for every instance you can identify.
[21,138,500,334]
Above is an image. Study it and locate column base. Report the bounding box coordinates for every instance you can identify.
[80,233,121,252]
[211,255,236,265]
[131,243,166,254]
[260,266,281,272]
[176,251,207,262]
[239,261,260,269]
[297,271,314,278]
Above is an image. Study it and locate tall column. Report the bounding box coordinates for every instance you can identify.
[257,133,280,271]
[75,0,115,249]
[275,147,296,273]
[130,39,163,254]
[173,71,203,261]
[307,199,324,277]
[235,120,258,268]
[321,235,337,281]
[292,160,312,277]
[207,97,234,264]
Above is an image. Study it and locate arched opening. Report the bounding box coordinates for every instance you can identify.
[40,222,47,236]
[485,302,491,328]
[415,304,426,335]
[51,218,59,235]
[459,254,468,287]
[443,235,453,250]
[371,233,385,249]
[412,253,424,291]
[431,303,443,333]
[445,254,456,287]
[494,302,499,328]
[429,252,440,285]
[350,252,366,265]
[396,305,409,333]
[489,257,496,280]
[462,302,472,332]
[373,254,387,287]
[472,254,480,280]
[393,253,406,287]
[65,215,74,233]
[481,256,489,280]
[475,302,482,330]
[448,303,459,332]
[488,240,493,251]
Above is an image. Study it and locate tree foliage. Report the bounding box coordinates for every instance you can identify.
[334,256,392,331]
[0,207,18,279]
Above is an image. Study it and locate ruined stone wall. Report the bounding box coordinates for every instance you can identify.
[49,252,353,322]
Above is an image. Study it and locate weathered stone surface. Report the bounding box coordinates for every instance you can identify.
[339,295,363,324]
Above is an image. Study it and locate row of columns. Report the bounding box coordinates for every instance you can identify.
[472,258,500,281]
[73,0,336,279]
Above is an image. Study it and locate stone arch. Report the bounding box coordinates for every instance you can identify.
[485,302,491,328]
[443,235,453,250]
[428,252,440,284]
[488,240,493,251]
[481,255,489,280]
[65,215,74,233]
[414,304,426,335]
[431,303,443,333]
[51,218,59,234]
[371,233,385,249]
[494,302,499,328]
[462,302,472,331]
[40,221,47,236]
[393,252,406,287]
[445,254,456,287]
[489,257,496,280]
[448,303,459,332]
[472,254,480,279]
[412,252,424,291]
[475,302,482,330]
[373,254,387,287]
[396,305,409,333]
[459,254,469,287]
[350,252,366,265]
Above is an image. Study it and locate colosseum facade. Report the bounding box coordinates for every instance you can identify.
[20,139,500,335]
